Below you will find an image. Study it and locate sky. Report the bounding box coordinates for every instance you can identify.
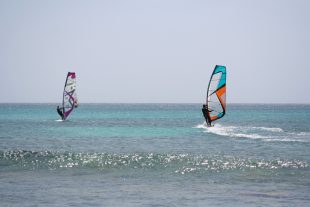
[0,0,309,103]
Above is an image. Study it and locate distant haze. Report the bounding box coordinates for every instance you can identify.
[1,0,309,103]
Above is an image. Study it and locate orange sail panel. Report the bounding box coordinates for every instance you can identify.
[206,65,226,123]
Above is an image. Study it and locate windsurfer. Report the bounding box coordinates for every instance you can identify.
[202,104,212,127]
[74,99,78,108]
[57,106,65,120]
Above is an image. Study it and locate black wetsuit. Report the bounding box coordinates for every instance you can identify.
[57,106,65,120]
[202,106,211,127]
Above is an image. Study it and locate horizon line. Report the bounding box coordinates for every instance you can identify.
[0,102,309,105]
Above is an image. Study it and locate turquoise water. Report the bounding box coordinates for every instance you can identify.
[0,104,310,206]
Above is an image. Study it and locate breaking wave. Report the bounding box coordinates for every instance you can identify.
[0,150,309,174]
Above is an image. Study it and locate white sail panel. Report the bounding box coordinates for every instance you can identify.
[206,65,226,122]
[62,72,78,119]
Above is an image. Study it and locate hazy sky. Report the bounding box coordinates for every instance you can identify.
[1,0,309,103]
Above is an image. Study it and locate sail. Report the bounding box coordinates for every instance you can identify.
[62,72,78,119]
[206,65,226,123]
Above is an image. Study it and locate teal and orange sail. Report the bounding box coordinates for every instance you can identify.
[205,65,226,124]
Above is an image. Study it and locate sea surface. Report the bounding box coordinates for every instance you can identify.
[0,103,309,206]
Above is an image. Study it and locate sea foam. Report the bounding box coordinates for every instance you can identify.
[196,123,309,142]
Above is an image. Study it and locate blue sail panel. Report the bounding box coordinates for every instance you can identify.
[206,65,227,123]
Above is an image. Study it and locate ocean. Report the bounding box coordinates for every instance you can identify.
[0,103,309,206]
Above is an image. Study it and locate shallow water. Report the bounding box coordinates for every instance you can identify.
[0,104,309,206]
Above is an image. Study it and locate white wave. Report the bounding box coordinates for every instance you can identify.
[205,124,268,139]
[193,123,208,129]
[55,119,64,122]
[232,133,267,139]
[296,132,310,136]
[194,123,310,142]
[253,127,284,132]
[263,138,302,142]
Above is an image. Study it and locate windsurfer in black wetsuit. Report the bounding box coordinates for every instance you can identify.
[202,104,213,127]
[57,106,65,120]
